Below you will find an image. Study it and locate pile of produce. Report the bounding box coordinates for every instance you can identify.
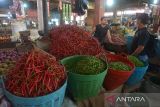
[109,61,131,71]
[5,49,66,97]
[0,59,16,75]
[65,56,106,75]
[50,25,102,59]
[0,49,21,63]
[0,36,11,43]
[111,35,126,45]
[128,55,144,67]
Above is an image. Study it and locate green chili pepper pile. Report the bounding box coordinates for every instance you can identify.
[128,55,144,67]
[109,61,131,71]
[65,56,106,75]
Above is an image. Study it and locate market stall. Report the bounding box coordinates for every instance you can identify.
[0,0,160,105]
[0,24,159,107]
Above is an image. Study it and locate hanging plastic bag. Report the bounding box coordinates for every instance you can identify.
[74,0,88,16]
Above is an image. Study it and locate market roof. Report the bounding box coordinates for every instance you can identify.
[105,0,147,11]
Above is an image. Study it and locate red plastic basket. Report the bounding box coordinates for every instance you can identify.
[103,53,135,91]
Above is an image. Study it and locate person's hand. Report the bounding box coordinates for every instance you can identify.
[109,40,114,44]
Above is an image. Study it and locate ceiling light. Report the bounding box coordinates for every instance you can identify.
[107,0,114,7]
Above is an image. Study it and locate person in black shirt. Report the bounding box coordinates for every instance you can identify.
[92,17,113,46]
[131,13,150,62]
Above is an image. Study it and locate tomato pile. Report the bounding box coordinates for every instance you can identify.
[5,49,66,97]
[50,25,102,59]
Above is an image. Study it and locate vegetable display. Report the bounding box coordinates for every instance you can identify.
[50,25,102,59]
[65,56,106,75]
[109,61,131,71]
[128,55,144,67]
[5,49,66,97]
[0,36,11,43]
[0,49,20,63]
[0,59,16,75]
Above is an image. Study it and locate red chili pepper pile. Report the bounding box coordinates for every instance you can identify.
[5,49,66,97]
[50,25,102,59]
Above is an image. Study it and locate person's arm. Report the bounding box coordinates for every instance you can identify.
[131,45,144,56]
[107,30,113,43]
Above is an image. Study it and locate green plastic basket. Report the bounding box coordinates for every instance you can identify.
[61,55,108,100]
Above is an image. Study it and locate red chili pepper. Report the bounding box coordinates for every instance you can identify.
[45,76,52,92]
[49,25,102,60]
[28,81,37,95]
[5,45,66,97]
[21,84,27,97]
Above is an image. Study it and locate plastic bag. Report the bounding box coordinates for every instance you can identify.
[74,0,88,16]
[62,97,77,107]
[0,97,11,107]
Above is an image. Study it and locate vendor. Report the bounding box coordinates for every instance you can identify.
[92,17,113,46]
[131,13,150,62]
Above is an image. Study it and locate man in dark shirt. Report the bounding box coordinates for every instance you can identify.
[131,13,150,62]
[92,17,113,46]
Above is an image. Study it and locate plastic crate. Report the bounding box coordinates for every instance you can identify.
[61,55,108,100]
[4,80,67,107]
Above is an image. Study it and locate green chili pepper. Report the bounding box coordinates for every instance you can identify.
[128,56,144,67]
[109,61,131,71]
[65,56,106,75]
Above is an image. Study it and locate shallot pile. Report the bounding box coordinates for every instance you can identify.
[0,49,20,62]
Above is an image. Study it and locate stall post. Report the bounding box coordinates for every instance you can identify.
[42,0,49,35]
[37,0,44,32]
[94,0,105,26]
[37,0,48,35]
